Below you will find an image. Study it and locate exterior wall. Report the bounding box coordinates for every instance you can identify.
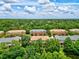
[31,32,46,36]
[69,29,79,34]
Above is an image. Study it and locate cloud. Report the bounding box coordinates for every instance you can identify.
[0,11,5,16]
[42,3,56,12]
[57,6,70,11]
[3,0,21,3]
[38,0,50,4]
[0,1,5,5]
[11,12,29,16]
[57,5,76,14]
[43,3,55,8]
[24,6,37,14]
[41,3,75,14]
[2,4,12,12]
[0,0,79,18]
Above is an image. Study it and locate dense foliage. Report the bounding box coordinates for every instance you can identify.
[0,19,79,32]
[0,19,79,59]
[64,37,79,55]
[0,35,79,59]
[0,35,72,59]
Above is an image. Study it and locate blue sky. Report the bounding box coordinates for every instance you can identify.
[0,0,79,19]
[53,0,79,3]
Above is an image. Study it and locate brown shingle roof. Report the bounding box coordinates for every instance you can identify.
[69,29,79,33]
[6,30,26,36]
[50,29,68,35]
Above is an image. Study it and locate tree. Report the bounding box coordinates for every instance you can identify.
[52,51,59,59]
[26,45,37,59]
[0,43,8,49]
[16,56,22,59]
[39,48,71,59]
[46,39,60,52]
[73,39,79,55]
[46,52,53,59]
[64,37,74,54]
[64,37,79,55]
[40,49,47,59]
[21,35,30,47]
[52,48,71,59]
[31,39,44,53]
[59,48,71,59]
[1,46,25,59]
[12,40,21,46]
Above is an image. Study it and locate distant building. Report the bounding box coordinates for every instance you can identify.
[6,30,26,36]
[30,29,47,36]
[50,29,68,36]
[69,29,79,34]
[55,35,79,44]
[0,31,4,36]
[0,36,21,47]
[0,36,21,43]
[30,29,49,41]
[31,36,49,41]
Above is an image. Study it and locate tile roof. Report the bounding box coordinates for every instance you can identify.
[0,36,21,43]
[50,29,68,35]
[30,29,47,33]
[6,30,26,33]
[55,35,79,43]
[31,36,49,41]
[69,29,79,32]
[50,29,67,32]
[6,30,26,36]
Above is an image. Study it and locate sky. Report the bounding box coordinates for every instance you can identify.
[0,0,79,19]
